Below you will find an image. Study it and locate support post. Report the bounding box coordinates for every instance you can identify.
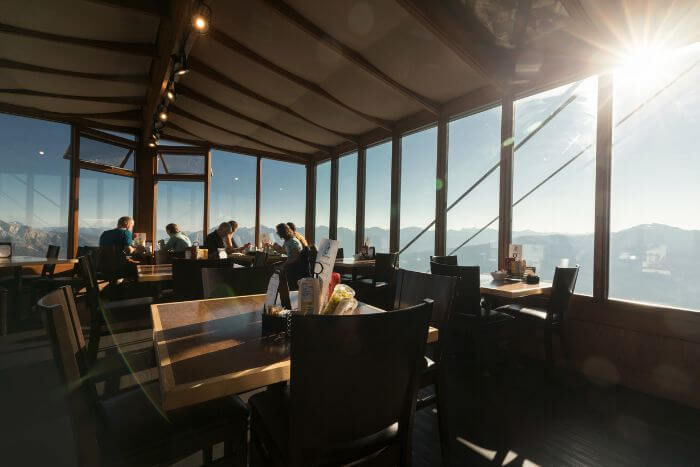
[68,125,80,258]
[390,133,402,253]
[305,161,316,245]
[255,156,261,246]
[435,118,448,256]
[203,150,211,238]
[134,144,156,242]
[498,93,514,269]
[329,157,339,240]
[355,147,366,253]
[594,74,613,301]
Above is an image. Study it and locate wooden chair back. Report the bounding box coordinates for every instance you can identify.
[393,269,456,329]
[201,265,275,299]
[172,258,234,300]
[430,255,457,266]
[547,266,579,323]
[373,252,398,284]
[41,244,61,278]
[430,263,481,316]
[97,245,132,282]
[38,287,100,466]
[289,300,433,466]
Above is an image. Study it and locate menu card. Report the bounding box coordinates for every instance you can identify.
[315,238,338,311]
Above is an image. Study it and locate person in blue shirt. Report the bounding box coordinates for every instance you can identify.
[164,223,192,253]
[99,216,135,254]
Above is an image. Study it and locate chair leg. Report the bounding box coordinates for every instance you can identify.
[544,327,554,368]
[559,327,572,363]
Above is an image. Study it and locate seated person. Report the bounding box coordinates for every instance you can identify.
[163,223,192,253]
[268,223,302,262]
[228,220,252,252]
[205,222,251,255]
[99,216,136,254]
[286,221,308,248]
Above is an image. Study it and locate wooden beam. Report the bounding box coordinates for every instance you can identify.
[204,150,211,238]
[394,0,506,90]
[70,110,141,121]
[389,133,401,253]
[594,73,613,301]
[0,89,144,105]
[255,157,262,246]
[188,57,357,143]
[176,85,331,153]
[211,28,393,131]
[355,147,366,254]
[0,58,148,84]
[83,0,166,17]
[79,127,138,148]
[141,0,197,142]
[329,157,339,240]
[160,128,309,165]
[154,173,206,181]
[169,106,314,159]
[497,93,514,270]
[264,0,439,115]
[134,146,157,242]
[68,125,80,258]
[0,23,158,57]
[435,118,448,256]
[305,162,316,245]
[78,160,135,177]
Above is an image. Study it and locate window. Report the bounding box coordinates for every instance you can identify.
[210,150,256,245]
[79,135,134,170]
[260,159,305,244]
[157,153,205,175]
[337,152,357,253]
[400,127,437,271]
[447,107,501,273]
[315,160,330,245]
[609,43,700,310]
[155,181,204,244]
[78,170,133,246]
[0,113,70,257]
[512,78,597,294]
[365,142,391,252]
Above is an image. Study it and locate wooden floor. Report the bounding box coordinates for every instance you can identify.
[2,318,700,466]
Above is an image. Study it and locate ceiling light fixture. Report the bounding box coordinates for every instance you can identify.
[173,52,189,76]
[192,1,212,34]
[159,110,168,121]
[148,141,156,148]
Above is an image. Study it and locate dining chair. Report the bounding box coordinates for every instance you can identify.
[496,266,580,368]
[353,252,398,307]
[39,287,249,467]
[253,250,268,267]
[430,255,458,266]
[392,269,456,461]
[201,265,275,299]
[249,299,434,467]
[430,262,516,402]
[172,258,234,301]
[79,255,154,366]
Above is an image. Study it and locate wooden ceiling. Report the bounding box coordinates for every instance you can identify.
[1,0,699,163]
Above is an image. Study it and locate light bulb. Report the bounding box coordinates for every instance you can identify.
[159,111,168,121]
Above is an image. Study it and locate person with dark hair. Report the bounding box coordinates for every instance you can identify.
[99,216,136,254]
[286,221,308,248]
[269,223,302,261]
[164,223,192,253]
[205,221,250,254]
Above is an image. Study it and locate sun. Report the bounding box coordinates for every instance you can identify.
[615,44,673,90]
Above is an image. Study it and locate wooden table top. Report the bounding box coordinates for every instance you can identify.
[333,257,375,272]
[479,275,552,298]
[152,293,438,411]
[137,264,174,282]
[0,256,78,269]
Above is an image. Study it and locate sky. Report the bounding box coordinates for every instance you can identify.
[1,43,700,240]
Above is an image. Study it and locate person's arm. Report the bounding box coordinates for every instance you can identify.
[123,230,136,255]
[224,233,236,254]
[270,242,285,254]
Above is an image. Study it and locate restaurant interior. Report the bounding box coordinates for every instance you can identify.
[1,0,700,465]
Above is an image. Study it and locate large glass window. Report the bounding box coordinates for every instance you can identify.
[157,153,205,175]
[260,159,305,244]
[365,142,391,252]
[0,113,70,257]
[210,150,256,245]
[155,181,204,244]
[79,135,134,170]
[512,77,597,295]
[400,127,437,271]
[447,107,501,273]
[337,152,357,253]
[78,170,134,246]
[609,43,700,310]
[315,161,330,245]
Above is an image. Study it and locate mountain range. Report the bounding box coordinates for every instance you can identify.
[2,219,698,310]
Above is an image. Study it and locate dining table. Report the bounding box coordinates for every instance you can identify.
[333,257,375,280]
[136,254,286,283]
[479,274,552,298]
[151,292,438,411]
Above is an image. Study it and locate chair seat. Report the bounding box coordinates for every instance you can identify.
[496,304,548,321]
[100,381,248,463]
[482,307,517,323]
[354,278,389,288]
[250,387,399,465]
